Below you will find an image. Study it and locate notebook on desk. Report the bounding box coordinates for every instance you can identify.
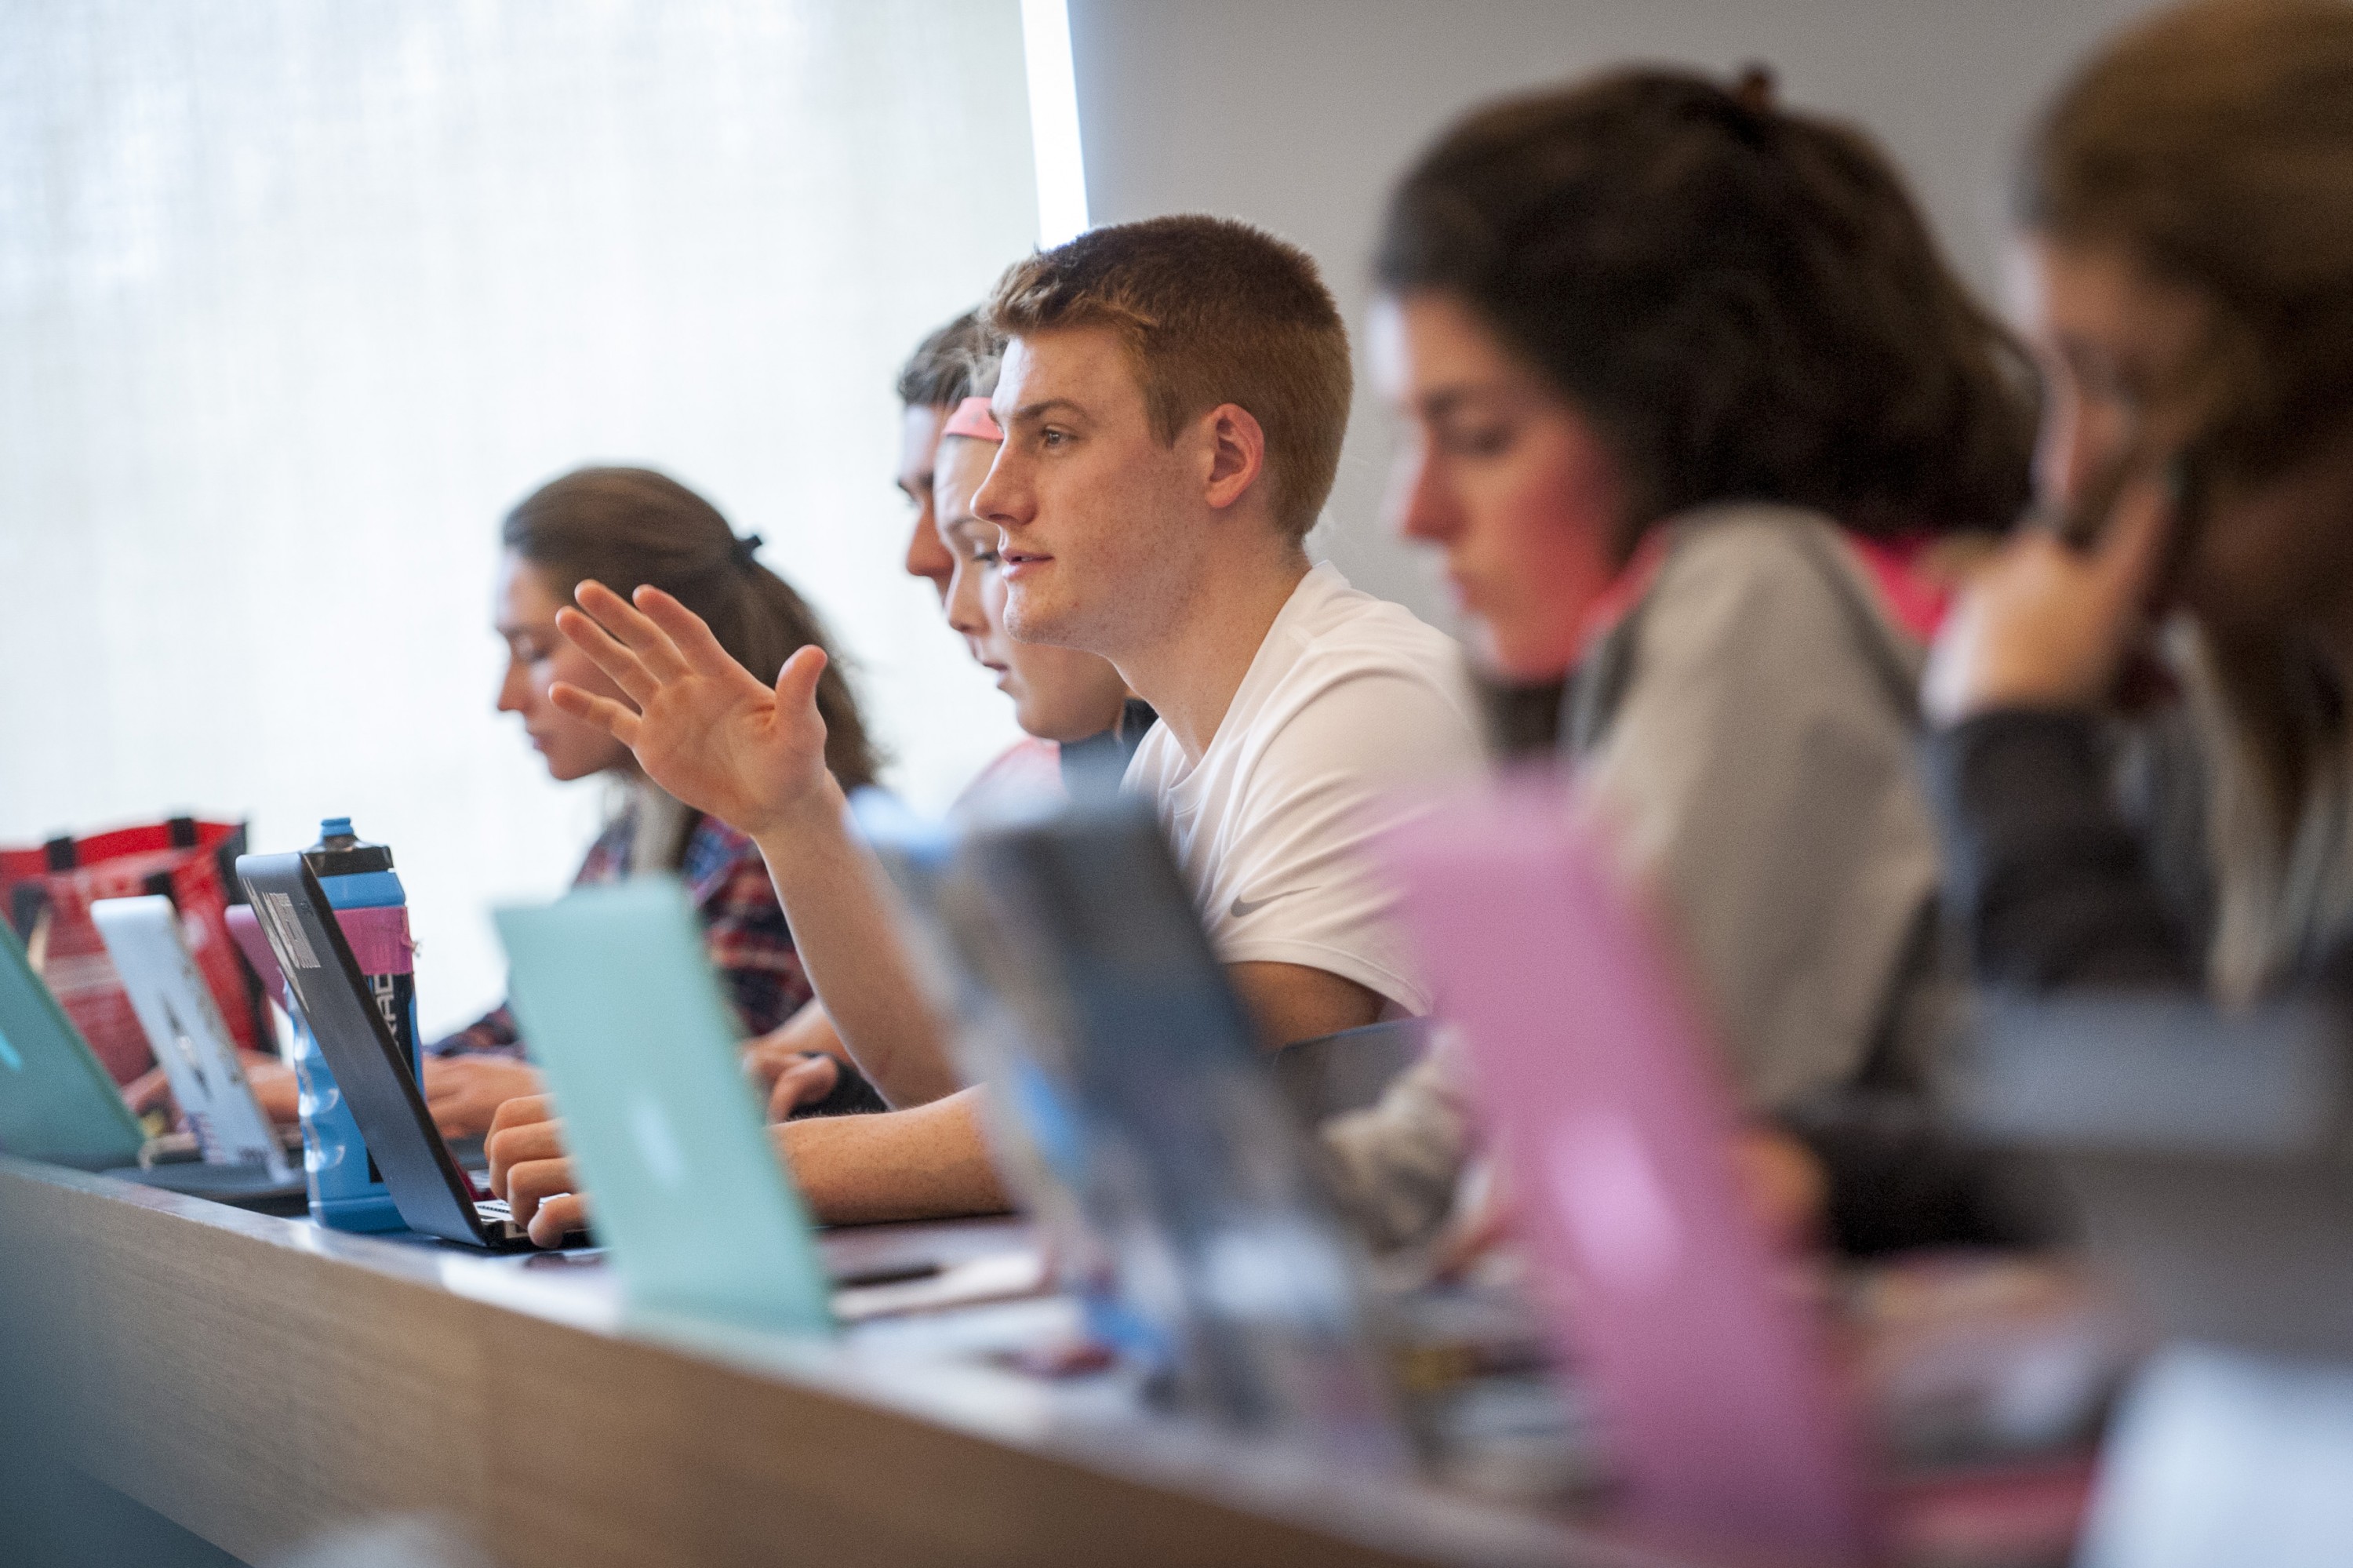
[1381,779,1878,1566]
[851,788,1108,1291]
[493,877,834,1335]
[1959,994,2353,1359]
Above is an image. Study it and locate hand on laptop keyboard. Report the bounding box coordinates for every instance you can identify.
[486,1093,591,1248]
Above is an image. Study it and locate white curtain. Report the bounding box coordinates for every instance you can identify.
[1,0,1040,1033]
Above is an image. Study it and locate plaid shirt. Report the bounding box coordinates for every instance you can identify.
[430,810,810,1059]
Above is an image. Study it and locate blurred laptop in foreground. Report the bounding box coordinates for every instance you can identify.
[1961,996,2353,1567]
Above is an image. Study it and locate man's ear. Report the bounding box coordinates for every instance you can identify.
[1199,402,1267,514]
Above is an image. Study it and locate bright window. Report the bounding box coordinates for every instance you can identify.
[1,2,1042,1032]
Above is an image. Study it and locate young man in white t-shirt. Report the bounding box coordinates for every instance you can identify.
[1119,570,1466,1017]
[487,216,1480,1239]
[740,346,1143,1119]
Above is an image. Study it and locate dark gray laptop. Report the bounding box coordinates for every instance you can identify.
[236,852,584,1251]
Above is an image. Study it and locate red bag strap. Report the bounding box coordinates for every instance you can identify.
[1,818,242,882]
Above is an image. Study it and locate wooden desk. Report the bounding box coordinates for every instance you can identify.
[0,1157,1686,1568]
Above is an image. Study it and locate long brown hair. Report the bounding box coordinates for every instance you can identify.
[2026,0,2353,996]
[1375,67,2037,545]
[2020,0,2353,486]
[502,467,880,796]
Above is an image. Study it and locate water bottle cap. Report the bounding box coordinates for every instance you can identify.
[304,817,394,877]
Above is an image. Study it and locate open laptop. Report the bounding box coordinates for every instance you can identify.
[493,877,834,1333]
[1956,996,2353,1568]
[910,795,1408,1465]
[1958,995,2353,1359]
[850,789,1109,1275]
[0,915,147,1172]
[90,894,303,1202]
[235,852,582,1252]
[0,911,308,1212]
[1380,779,1878,1566]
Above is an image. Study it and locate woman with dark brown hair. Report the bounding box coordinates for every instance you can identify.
[421,465,882,1137]
[1924,0,2353,998]
[1324,67,2045,1256]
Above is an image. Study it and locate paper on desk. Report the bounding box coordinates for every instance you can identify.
[437,1250,626,1333]
[831,1247,1049,1322]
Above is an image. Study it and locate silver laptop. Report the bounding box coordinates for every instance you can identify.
[1,907,302,1212]
[91,894,297,1187]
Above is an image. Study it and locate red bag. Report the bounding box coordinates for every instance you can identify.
[0,817,267,1086]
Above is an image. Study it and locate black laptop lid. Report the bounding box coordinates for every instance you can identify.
[235,853,485,1245]
[950,800,1400,1447]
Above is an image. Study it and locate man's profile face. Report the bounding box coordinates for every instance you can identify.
[895,402,955,598]
[975,326,1195,656]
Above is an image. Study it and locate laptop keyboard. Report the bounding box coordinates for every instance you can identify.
[475,1196,592,1249]
[475,1197,532,1241]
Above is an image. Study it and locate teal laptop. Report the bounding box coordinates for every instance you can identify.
[493,878,833,1335]
[0,917,147,1171]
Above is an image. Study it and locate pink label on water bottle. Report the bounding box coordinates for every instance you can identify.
[227,902,412,994]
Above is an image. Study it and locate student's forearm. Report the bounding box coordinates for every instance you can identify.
[749,784,963,1106]
[774,1087,1010,1224]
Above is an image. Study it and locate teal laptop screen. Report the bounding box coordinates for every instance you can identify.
[0,919,146,1171]
[494,878,832,1334]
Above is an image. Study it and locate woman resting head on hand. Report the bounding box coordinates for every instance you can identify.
[1924,0,2353,1000]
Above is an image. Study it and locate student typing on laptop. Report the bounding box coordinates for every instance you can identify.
[488,217,1483,1243]
[121,468,878,1143]
[427,467,882,1137]
[753,341,1154,1116]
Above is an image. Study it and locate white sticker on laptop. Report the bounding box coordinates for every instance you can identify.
[263,891,321,970]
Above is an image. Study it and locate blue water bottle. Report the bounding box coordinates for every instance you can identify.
[289,817,423,1231]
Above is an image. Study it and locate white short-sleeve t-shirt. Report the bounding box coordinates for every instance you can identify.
[1122,562,1483,1015]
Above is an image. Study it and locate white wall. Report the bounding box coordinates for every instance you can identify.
[1066,0,2162,626]
[0,1,1038,1035]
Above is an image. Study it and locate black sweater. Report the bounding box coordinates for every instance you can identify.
[1924,708,2211,991]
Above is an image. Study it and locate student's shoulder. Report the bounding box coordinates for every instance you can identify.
[1238,574,1482,781]
[1649,503,1859,602]
[1628,504,1917,666]
[1282,567,1473,698]
[687,810,759,860]
[1592,503,1922,734]
[955,737,1066,813]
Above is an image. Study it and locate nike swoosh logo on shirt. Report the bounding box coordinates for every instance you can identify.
[1230,890,1313,919]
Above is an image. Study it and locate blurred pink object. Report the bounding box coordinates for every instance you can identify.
[1382,776,1878,1566]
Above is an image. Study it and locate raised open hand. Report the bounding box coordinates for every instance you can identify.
[552,581,837,838]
